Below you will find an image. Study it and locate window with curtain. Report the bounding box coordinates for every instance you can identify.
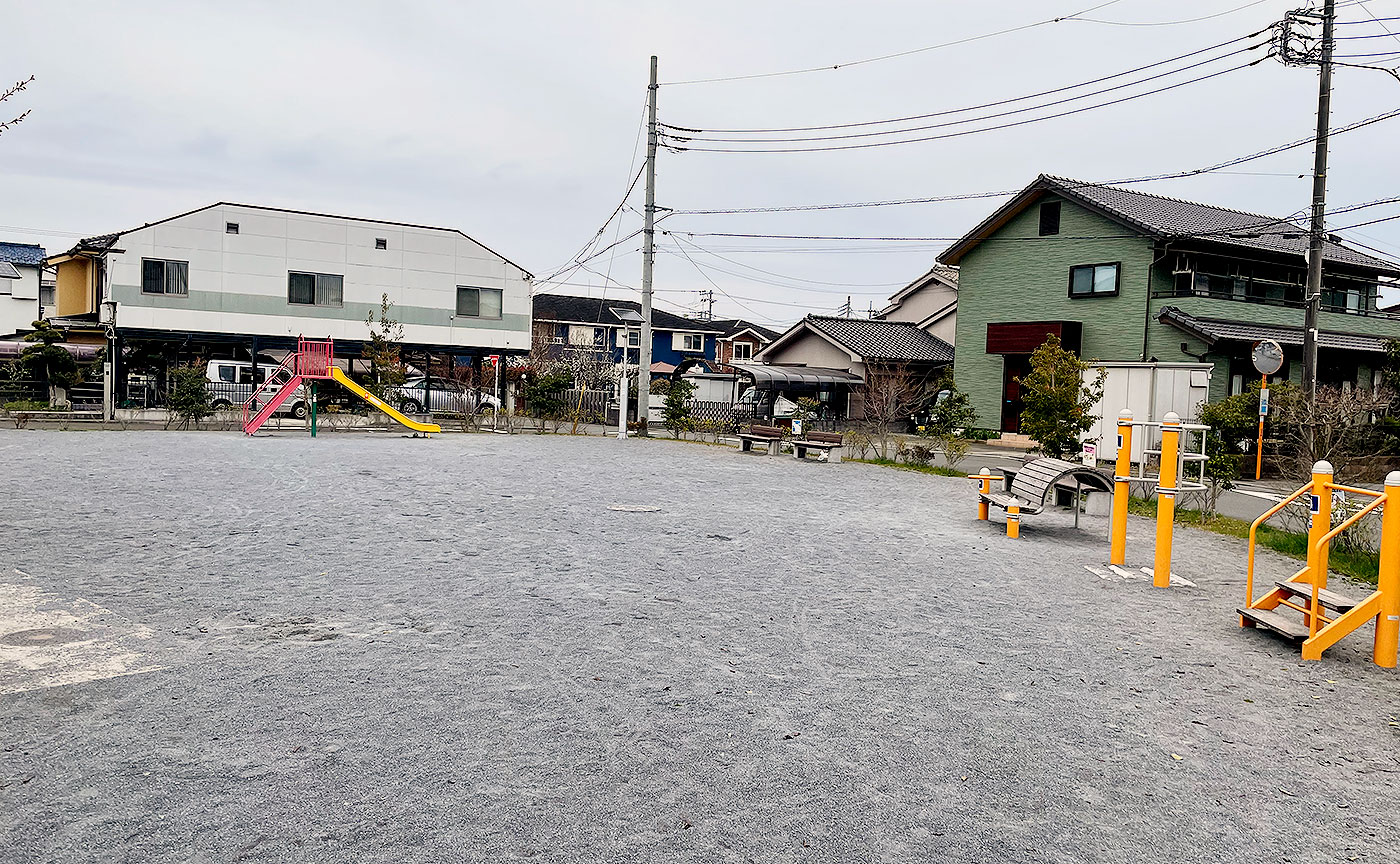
[141,259,190,296]
[287,271,343,307]
[456,286,503,319]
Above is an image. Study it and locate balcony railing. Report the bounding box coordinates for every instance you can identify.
[1152,285,1400,321]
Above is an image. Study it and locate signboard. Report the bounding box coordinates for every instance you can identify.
[1259,387,1270,418]
[1081,442,1097,466]
[1309,494,1320,515]
[792,418,804,437]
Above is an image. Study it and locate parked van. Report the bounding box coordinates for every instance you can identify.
[205,360,309,418]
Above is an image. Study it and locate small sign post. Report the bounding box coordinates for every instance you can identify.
[1251,340,1284,480]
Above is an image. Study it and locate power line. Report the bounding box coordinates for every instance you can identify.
[1066,0,1275,27]
[670,105,1400,215]
[661,31,1267,135]
[665,41,1270,144]
[658,0,1128,86]
[666,233,913,288]
[661,57,1271,153]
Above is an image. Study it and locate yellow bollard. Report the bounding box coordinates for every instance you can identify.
[1110,409,1133,566]
[1374,471,1400,668]
[1152,412,1181,588]
[1306,461,1334,593]
[978,465,992,521]
[1007,500,1020,539]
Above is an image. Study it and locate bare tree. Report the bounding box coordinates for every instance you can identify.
[1,75,35,137]
[858,362,937,460]
[1274,384,1394,481]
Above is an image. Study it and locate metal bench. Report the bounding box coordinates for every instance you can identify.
[792,430,844,463]
[982,457,1113,529]
[736,424,785,456]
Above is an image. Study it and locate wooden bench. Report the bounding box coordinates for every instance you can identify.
[736,424,785,456]
[793,430,844,463]
[982,457,1113,530]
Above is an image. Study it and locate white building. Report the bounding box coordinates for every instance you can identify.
[0,242,45,338]
[48,203,532,357]
[876,264,958,345]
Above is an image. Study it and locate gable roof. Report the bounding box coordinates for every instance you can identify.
[0,242,46,267]
[804,315,954,363]
[709,318,780,342]
[939,174,1400,275]
[54,203,532,278]
[880,264,958,316]
[532,293,723,332]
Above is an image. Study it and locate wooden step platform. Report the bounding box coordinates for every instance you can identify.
[1238,606,1312,641]
[1272,580,1359,613]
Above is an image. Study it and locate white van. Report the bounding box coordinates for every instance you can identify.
[205,360,309,418]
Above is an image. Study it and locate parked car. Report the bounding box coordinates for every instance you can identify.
[388,376,501,415]
[205,360,309,419]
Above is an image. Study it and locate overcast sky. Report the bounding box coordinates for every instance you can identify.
[3,0,1398,325]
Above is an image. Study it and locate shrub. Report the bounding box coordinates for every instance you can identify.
[167,365,213,429]
[662,378,696,439]
[1016,334,1105,458]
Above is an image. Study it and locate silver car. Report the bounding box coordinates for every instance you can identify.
[389,376,500,415]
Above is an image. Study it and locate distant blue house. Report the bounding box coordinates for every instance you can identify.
[532,294,722,372]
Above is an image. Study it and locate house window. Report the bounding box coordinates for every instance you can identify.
[619,328,640,348]
[226,222,239,234]
[732,341,753,361]
[40,281,55,307]
[1038,201,1061,237]
[456,286,503,319]
[1069,263,1120,298]
[375,238,388,250]
[681,333,704,352]
[569,325,601,346]
[142,259,190,296]
[288,271,343,307]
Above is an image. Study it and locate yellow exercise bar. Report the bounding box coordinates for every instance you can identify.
[1152,412,1181,588]
[1110,409,1133,566]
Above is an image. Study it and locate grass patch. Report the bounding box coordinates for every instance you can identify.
[853,457,969,478]
[1127,495,1379,585]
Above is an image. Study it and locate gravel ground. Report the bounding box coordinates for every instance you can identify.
[1,428,1398,863]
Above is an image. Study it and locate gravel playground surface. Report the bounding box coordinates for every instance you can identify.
[2,429,1398,863]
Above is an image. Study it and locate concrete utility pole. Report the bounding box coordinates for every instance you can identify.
[1301,0,1335,406]
[637,55,659,436]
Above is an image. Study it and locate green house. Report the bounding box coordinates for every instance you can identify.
[940,175,1400,433]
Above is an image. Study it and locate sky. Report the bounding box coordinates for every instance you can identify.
[3,0,1399,326]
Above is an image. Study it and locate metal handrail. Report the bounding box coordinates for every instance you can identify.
[1306,493,1389,638]
[1324,482,1385,498]
[1246,483,1313,606]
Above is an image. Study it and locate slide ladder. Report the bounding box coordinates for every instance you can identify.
[1238,461,1400,667]
[240,354,303,435]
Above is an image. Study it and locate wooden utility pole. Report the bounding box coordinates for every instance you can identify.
[1301,0,1335,406]
[637,55,659,436]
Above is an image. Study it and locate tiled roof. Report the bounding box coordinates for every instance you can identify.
[710,318,780,342]
[806,315,954,363]
[1157,305,1390,353]
[941,175,1400,274]
[533,293,722,332]
[0,242,45,266]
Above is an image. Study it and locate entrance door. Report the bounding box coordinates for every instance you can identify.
[1001,355,1033,433]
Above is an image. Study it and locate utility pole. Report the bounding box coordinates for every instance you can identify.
[700,289,715,321]
[1301,0,1334,407]
[637,55,659,436]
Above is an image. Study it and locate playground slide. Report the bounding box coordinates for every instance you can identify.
[329,366,442,434]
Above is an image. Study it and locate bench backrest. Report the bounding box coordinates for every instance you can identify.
[1010,457,1111,507]
[749,424,785,438]
[804,431,843,444]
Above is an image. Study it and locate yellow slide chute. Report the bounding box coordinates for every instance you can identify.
[330,366,441,434]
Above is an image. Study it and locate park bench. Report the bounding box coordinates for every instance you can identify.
[736,424,785,456]
[983,457,1113,529]
[792,430,844,464]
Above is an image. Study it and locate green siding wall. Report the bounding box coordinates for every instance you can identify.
[953,197,1400,426]
[952,196,1156,428]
